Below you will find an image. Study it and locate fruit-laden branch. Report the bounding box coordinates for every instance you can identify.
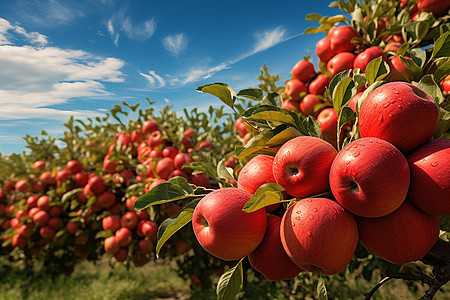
[365,239,450,300]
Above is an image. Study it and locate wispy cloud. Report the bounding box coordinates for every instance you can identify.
[0,18,125,120]
[163,33,188,56]
[140,70,166,88]
[252,27,287,54]
[13,0,85,28]
[107,9,156,46]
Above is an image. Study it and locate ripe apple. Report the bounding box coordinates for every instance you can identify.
[356,200,440,265]
[66,221,79,234]
[162,146,179,159]
[48,217,63,230]
[248,215,302,281]
[141,221,158,243]
[121,212,139,230]
[385,56,413,82]
[407,139,450,216]
[37,195,51,210]
[114,248,128,262]
[315,36,335,62]
[308,74,331,95]
[97,191,116,208]
[18,224,33,238]
[280,198,358,275]
[347,91,363,112]
[66,160,83,174]
[40,171,56,185]
[291,60,315,83]
[138,239,154,254]
[32,160,46,171]
[329,26,359,53]
[33,210,49,227]
[353,46,387,72]
[384,42,402,53]
[327,52,356,77]
[148,130,165,148]
[359,82,440,153]
[285,79,307,101]
[189,173,210,188]
[86,176,107,195]
[156,157,175,179]
[26,195,38,208]
[104,236,120,255]
[237,154,276,195]
[115,227,133,247]
[273,136,337,198]
[235,117,248,136]
[142,120,159,135]
[329,137,410,218]
[131,129,144,143]
[74,171,89,187]
[12,234,27,248]
[317,108,338,148]
[173,153,194,171]
[300,94,322,117]
[40,226,56,239]
[417,0,450,17]
[192,188,267,261]
[102,215,121,232]
[282,99,301,112]
[56,169,72,183]
[15,179,29,193]
[49,205,63,217]
[168,169,189,179]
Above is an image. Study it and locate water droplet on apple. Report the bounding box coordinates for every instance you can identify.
[431,162,439,167]
[388,113,393,118]
[295,216,301,221]
[313,208,318,212]
[394,91,399,94]
[397,105,403,109]
[291,222,295,227]
[306,230,312,237]
[353,151,360,157]
[295,210,302,214]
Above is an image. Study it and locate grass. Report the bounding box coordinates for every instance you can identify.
[0,257,448,300]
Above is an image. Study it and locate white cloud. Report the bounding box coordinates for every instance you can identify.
[0,19,125,120]
[163,33,188,56]
[252,27,287,54]
[0,18,48,46]
[107,10,156,46]
[140,70,166,88]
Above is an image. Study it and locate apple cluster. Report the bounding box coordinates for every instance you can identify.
[191,80,448,281]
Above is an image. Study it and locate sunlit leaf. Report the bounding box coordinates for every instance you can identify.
[196,83,237,110]
[216,259,244,300]
[243,183,285,212]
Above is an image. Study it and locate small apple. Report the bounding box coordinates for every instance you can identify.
[33,210,49,227]
[273,136,337,198]
[329,137,410,218]
[280,197,358,275]
[104,236,120,255]
[300,94,322,117]
[385,56,413,82]
[142,120,159,135]
[121,212,139,230]
[102,215,121,232]
[115,227,133,247]
[138,239,154,254]
[282,99,301,112]
[285,79,307,101]
[32,160,46,171]
[173,153,194,172]
[291,60,315,83]
[353,46,387,73]
[248,215,302,281]
[315,36,335,62]
[156,157,175,179]
[66,160,83,174]
[329,26,359,53]
[317,108,338,148]
[162,146,179,159]
[327,52,356,77]
[308,74,331,95]
[189,173,210,188]
[192,188,267,261]
[97,191,116,208]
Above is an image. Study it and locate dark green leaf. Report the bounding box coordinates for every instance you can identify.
[303,116,322,139]
[260,92,282,107]
[243,183,285,212]
[433,58,450,83]
[431,31,450,59]
[196,83,237,110]
[134,182,188,210]
[168,176,194,194]
[216,259,244,300]
[337,107,356,151]
[409,48,427,68]
[237,88,263,101]
[332,77,357,113]
[365,57,390,86]
[400,56,424,81]
[156,198,200,257]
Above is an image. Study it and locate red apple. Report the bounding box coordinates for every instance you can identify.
[235,117,248,136]
[18,224,33,238]
[32,160,46,170]
[26,195,38,208]
[148,130,165,148]
[417,0,450,17]
[327,52,356,77]
[131,129,144,143]
[308,74,331,95]
[285,79,307,101]
[15,179,29,193]
[66,221,79,234]
[280,198,358,275]
[347,91,363,112]
[40,171,56,185]
[356,200,440,265]
[168,169,189,179]
[385,56,413,82]
[192,188,267,261]
[66,160,83,174]
[317,108,338,148]
[273,136,337,198]
[114,248,128,262]
[282,99,301,112]
[12,234,27,248]
[40,226,56,239]
[407,139,450,216]
[156,157,175,179]
[141,221,158,243]
[121,212,139,230]
[104,236,120,255]
[48,217,63,230]
[102,215,121,232]
[330,137,410,218]
[238,155,276,194]
[33,210,49,227]
[329,26,359,53]
[56,169,72,183]
[300,94,322,117]
[115,227,133,247]
[353,46,387,73]
[49,205,63,217]
[37,195,50,211]
[86,176,106,195]
[189,173,210,188]
[315,36,335,62]
[173,153,194,171]
[74,171,89,187]
[142,120,159,135]
[291,60,315,83]
[248,215,302,281]
[97,191,116,208]
[162,146,179,159]
[359,82,440,153]
[138,239,154,254]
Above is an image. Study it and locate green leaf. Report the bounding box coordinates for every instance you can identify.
[431,31,450,59]
[327,70,351,100]
[413,75,444,105]
[305,13,323,22]
[434,59,450,84]
[365,56,390,86]
[243,183,285,213]
[400,56,424,81]
[246,107,297,128]
[433,109,450,139]
[217,158,236,181]
[304,27,319,34]
[155,198,200,257]
[317,277,328,300]
[265,127,301,147]
[168,176,194,194]
[216,259,244,300]
[182,162,218,180]
[356,80,384,114]
[260,92,282,107]
[409,48,427,68]
[337,106,356,151]
[237,88,263,101]
[303,116,323,139]
[332,77,357,113]
[439,216,450,232]
[196,83,237,110]
[134,182,188,211]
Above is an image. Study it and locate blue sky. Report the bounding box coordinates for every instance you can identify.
[0,0,339,154]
